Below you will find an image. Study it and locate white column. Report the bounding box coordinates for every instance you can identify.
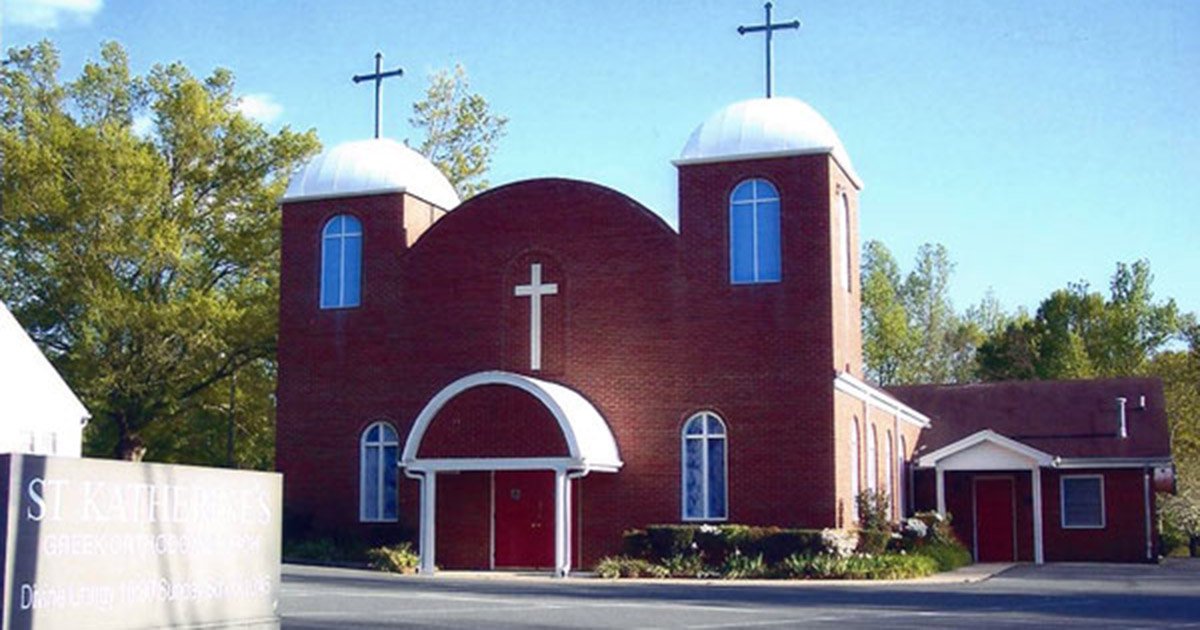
[419,472,437,575]
[936,464,946,516]
[1031,466,1044,565]
[554,469,569,577]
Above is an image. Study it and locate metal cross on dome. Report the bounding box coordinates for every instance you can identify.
[352,52,404,139]
[738,2,801,98]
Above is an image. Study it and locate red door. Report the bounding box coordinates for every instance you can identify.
[494,471,555,568]
[974,477,1016,562]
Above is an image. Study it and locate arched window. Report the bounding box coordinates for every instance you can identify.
[866,425,878,492]
[321,214,363,309]
[729,179,781,284]
[682,412,728,520]
[360,422,399,522]
[840,193,852,292]
[899,435,908,517]
[885,431,895,514]
[850,417,861,522]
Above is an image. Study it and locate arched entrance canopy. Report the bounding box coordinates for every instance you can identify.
[401,370,622,473]
[401,370,622,577]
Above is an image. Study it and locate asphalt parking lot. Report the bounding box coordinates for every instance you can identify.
[280,559,1200,629]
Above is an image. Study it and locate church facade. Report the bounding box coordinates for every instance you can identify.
[276,98,1172,574]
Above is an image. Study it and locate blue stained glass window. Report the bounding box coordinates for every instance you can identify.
[361,422,399,522]
[321,215,363,309]
[707,439,726,518]
[729,179,781,284]
[682,413,728,520]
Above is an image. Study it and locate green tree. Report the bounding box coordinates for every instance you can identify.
[1150,317,1200,555]
[860,240,917,385]
[860,241,977,385]
[0,41,319,463]
[976,260,1178,382]
[410,64,507,199]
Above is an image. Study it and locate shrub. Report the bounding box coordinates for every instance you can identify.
[820,529,859,557]
[855,489,892,555]
[595,556,668,579]
[366,542,420,573]
[780,552,938,580]
[660,553,709,578]
[646,525,697,561]
[621,529,652,559]
[283,538,339,562]
[913,510,958,546]
[720,551,770,579]
[914,542,972,572]
[748,528,824,564]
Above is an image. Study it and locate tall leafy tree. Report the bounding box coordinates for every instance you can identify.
[410,64,507,199]
[0,41,319,462]
[976,260,1178,382]
[860,240,917,385]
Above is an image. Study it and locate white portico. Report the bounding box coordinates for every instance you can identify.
[401,370,622,576]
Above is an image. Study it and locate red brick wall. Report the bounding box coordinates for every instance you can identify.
[913,468,1154,562]
[1043,468,1155,562]
[278,154,863,567]
[418,385,568,459]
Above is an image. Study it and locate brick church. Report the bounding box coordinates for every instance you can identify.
[276,91,1173,573]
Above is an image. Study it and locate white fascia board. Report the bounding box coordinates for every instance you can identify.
[403,457,580,473]
[280,186,408,204]
[916,429,1055,469]
[833,372,931,429]
[1053,457,1174,470]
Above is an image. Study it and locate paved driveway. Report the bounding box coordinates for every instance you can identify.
[280,560,1200,629]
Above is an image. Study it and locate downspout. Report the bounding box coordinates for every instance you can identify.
[1117,397,1128,439]
[564,468,590,578]
[1144,467,1153,561]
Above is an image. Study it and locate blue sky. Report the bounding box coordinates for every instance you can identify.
[3,0,1198,320]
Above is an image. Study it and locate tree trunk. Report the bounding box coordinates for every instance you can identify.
[1190,535,1199,558]
[116,434,147,462]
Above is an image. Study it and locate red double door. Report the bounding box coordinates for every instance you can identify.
[974,477,1016,562]
[493,471,555,568]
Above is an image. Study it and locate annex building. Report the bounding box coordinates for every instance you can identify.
[276,94,1173,574]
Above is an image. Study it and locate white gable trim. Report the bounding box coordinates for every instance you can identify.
[917,429,1055,469]
[401,370,623,473]
[833,372,931,429]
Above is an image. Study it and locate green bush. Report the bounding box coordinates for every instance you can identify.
[646,525,697,561]
[595,556,668,579]
[660,553,709,578]
[780,552,937,580]
[621,529,652,559]
[747,529,825,564]
[913,542,972,572]
[639,524,823,564]
[855,489,893,555]
[283,538,339,562]
[720,552,771,579]
[366,542,420,573]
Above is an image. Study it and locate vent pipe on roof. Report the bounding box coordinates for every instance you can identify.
[1116,397,1128,439]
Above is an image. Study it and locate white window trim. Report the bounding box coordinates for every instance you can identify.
[320,214,363,310]
[681,412,729,522]
[729,179,781,285]
[360,421,400,523]
[1060,474,1106,530]
[839,193,852,292]
[866,425,878,492]
[849,417,860,522]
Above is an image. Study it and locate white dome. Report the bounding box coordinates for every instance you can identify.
[676,97,860,185]
[282,138,460,209]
